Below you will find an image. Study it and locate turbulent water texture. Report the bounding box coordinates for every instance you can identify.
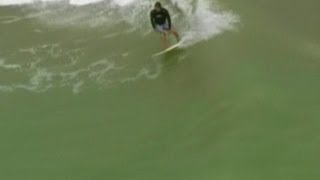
[1,0,320,179]
[0,0,238,93]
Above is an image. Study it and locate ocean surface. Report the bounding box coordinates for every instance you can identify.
[0,0,319,179]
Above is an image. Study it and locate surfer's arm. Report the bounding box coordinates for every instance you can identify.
[150,11,156,29]
[165,10,171,30]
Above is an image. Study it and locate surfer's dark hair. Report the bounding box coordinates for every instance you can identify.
[155,2,162,8]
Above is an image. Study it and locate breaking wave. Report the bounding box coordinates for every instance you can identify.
[0,0,239,93]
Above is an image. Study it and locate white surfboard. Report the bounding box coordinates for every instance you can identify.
[152,42,181,57]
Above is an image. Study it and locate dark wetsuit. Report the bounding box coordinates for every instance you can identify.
[150,8,171,30]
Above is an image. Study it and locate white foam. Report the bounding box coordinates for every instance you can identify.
[0,0,32,6]
[3,0,238,47]
[72,81,84,94]
[174,0,239,47]
[0,16,23,24]
[103,32,121,39]
[30,68,53,86]
[0,59,21,70]
[0,85,13,92]
[121,64,162,83]
[0,0,133,6]
[69,0,103,6]
[113,0,135,6]
[0,0,239,94]
[0,0,60,6]
[0,68,54,93]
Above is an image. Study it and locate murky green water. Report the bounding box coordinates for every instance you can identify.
[0,0,319,179]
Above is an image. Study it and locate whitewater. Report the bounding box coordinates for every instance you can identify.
[0,0,239,93]
[0,0,238,45]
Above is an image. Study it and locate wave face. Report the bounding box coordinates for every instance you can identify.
[0,0,238,45]
[0,0,239,93]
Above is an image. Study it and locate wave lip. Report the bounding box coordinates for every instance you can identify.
[0,0,32,6]
[0,0,108,6]
[0,0,132,6]
[0,0,60,6]
[69,0,103,6]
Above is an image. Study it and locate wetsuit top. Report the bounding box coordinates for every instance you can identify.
[150,8,171,29]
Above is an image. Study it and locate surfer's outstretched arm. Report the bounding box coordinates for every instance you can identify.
[150,11,156,30]
[165,9,171,30]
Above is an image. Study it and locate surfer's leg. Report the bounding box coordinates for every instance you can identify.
[157,24,169,49]
[164,22,180,42]
[160,32,169,49]
[163,33,169,48]
[170,28,180,42]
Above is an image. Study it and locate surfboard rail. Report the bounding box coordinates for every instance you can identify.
[152,42,182,57]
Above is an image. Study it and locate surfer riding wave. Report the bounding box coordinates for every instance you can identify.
[150,2,180,49]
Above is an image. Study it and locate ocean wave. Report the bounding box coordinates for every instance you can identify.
[0,0,133,6]
[1,0,239,47]
[0,0,239,93]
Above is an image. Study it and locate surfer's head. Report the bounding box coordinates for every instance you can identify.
[154,2,162,11]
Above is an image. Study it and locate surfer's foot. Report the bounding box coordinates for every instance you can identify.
[172,31,180,42]
[173,33,180,42]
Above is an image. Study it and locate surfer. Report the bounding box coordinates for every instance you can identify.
[150,2,180,49]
